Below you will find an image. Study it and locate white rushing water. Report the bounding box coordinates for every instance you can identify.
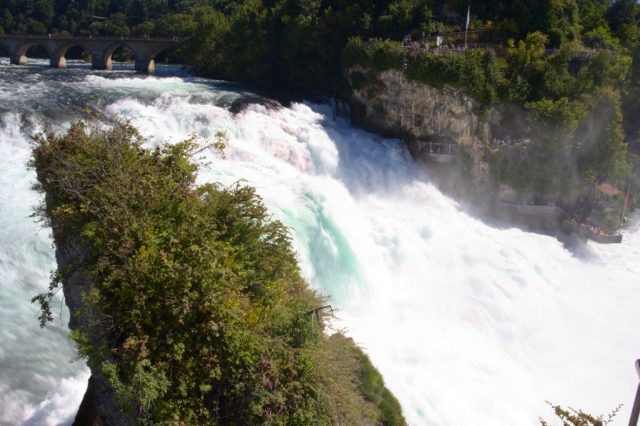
[1,64,639,425]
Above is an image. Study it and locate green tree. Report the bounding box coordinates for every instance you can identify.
[377,0,433,40]
[577,0,609,33]
[606,0,640,45]
[547,0,581,46]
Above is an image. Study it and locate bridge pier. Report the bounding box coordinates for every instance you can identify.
[134,57,155,73]
[10,52,27,66]
[91,52,112,71]
[50,53,66,68]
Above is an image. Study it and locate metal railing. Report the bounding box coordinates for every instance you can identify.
[0,34,184,43]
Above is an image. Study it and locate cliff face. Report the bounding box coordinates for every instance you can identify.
[52,225,132,426]
[349,68,492,190]
[347,68,564,232]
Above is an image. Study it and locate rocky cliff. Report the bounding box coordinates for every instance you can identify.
[347,67,564,232]
[51,222,132,426]
[350,68,489,182]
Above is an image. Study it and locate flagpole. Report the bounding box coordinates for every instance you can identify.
[621,183,631,226]
[464,3,470,48]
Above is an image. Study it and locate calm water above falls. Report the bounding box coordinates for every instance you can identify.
[1,59,639,426]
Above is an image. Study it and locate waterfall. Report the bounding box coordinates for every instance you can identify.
[0,65,639,425]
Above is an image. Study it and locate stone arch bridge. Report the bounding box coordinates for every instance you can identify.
[0,35,182,73]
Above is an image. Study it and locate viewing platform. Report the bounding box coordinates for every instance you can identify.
[396,33,603,60]
[420,139,458,163]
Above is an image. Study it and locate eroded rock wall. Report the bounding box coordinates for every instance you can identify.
[347,68,565,232]
[52,221,132,426]
[349,68,494,194]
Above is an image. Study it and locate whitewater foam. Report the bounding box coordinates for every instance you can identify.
[0,112,88,426]
[101,93,640,425]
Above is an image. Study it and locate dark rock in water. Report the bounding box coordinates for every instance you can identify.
[73,374,132,426]
[228,95,282,114]
[74,377,98,426]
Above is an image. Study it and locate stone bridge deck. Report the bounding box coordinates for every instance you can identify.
[0,35,183,73]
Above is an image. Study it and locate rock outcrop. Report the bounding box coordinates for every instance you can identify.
[349,68,492,190]
[51,223,132,426]
[347,68,564,233]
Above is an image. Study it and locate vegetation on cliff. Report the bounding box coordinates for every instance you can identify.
[31,121,404,425]
[344,36,634,220]
[343,38,500,104]
[341,6,638,227]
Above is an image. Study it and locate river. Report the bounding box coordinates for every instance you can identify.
[1,59,639,426]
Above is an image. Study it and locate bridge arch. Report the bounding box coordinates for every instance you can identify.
[111,45,136,62]
[148,45,180,67]
[50,43,92,68]
[93,42,139,71]
[12,41,52,65]
[132,44,181,73]
[104,42,138,62]
[0,35,182,73]
[98,42,174,73]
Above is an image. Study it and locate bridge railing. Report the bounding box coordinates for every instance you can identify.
[0,34,184,43]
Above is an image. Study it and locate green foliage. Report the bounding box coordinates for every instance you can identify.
[502,32,550,101]
[578,0,610,33]
[539,401,621,426]
[575,88,630,184]
[606,0,640,45]
[376,0,433,40]
[491,89,630,196]
[583,25,620,49]
[31,121,406,425]
[547,0,581,46]
[5,0,640,98]
[578,50,631,90]
[185,0,394,91]
[408,48,499,104]
[351,342,405,426]
[525,97,587,131]
[344,38,500,104]
[343,38,405,73]
[1,0,175,36]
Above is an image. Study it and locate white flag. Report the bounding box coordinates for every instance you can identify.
[465,5,470,31]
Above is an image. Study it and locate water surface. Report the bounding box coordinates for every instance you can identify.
[1,59,639,425]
